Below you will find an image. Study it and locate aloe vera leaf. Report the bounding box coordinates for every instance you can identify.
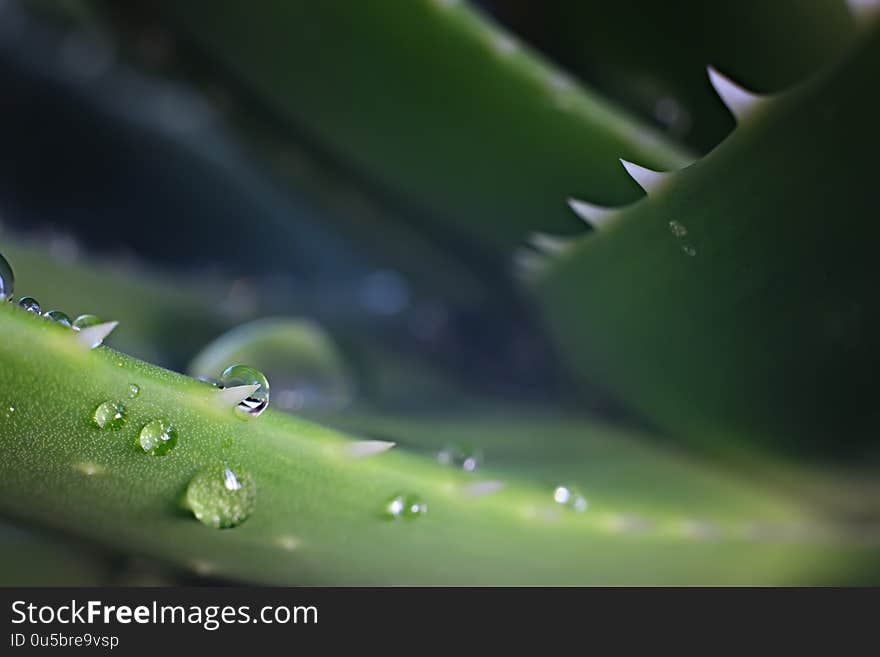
[530,23,880,457]
[2,304,878,584]
[133,0,691,252]
[500,0,857,150]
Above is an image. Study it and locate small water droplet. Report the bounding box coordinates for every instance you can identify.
[128,383,140,398]
[197,376,220,387]
[384,492,427,519]
[553,485,588,512]
[92,400,127,430]
[138,419,178,456]
[219,365,270,420]
[72,314,102,330]
[682,245,697,257]
[437,443,482,472]
[43,309,72,327]
[17,296,41,313]
[668,220,688,237]
[184,463,256,529]
[0,252,14,301]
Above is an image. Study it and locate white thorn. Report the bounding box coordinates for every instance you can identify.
[527,232,573,255]
[463,480,505,497]
[347,440,396,459]
[214,384,260,407]
[74,321,118,349]
[707,67,764,122]
[847,0,880,22]
[567,198,616,229]
[619,159,670,194]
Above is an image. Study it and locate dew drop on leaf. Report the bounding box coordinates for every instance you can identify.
[682,245,697,257]
[0,252,13,302]
[384,492,427,519]
[437,443,482,472]
[138,419,178,456]
[17,296,40,314]
[43,309,72,327]
[184,463,256,529]
[553,485,588,512]
[128,383,140,398]
[219,364,270,420]
[72,314,102,330]
[668,220,688,237]
[92,401,127,430]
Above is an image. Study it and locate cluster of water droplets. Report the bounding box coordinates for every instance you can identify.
[553,485,588,513]
[1,249,114,335]
[384,492,427,520]
[437,442,482,473]
[668,220,697,257]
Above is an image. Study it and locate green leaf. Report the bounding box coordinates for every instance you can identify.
[530,23,880,457]
[1,304,877,584]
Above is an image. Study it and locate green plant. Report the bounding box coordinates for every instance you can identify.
[0,0,878,586]
[528,17,880,460]
[1,302,878,584]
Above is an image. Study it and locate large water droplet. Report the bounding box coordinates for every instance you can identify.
[44,309,72,327]
[219,365,269,420]
[0,252,13,302]
[138,419,178,456]
[384,492,427,519]
[72,314,102,330]
[17,297,41,314]
[128,383,140,398]
[437,443,482,472]
[185,463,256,529]
[92,401,127,430]
[553,485,588,512]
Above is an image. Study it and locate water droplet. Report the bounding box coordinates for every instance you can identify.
[138,419,178,456]
[17,296,40,313]
[682,245,697,257]
[43,309,72,326]
[437,443,482,472]
[219,365,270,420]
[128,383,140,398]
[668,220,688,237]
[384,492,427,519]
[92,401,127,430]
[553,485,588,512]
[72,314,102,330]
[185,463,256,529]
[0,251,13,302]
